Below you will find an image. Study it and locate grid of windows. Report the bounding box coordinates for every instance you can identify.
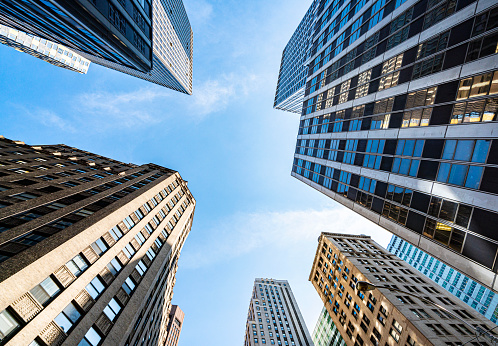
[388,236,498,324]
[288,0,498,279]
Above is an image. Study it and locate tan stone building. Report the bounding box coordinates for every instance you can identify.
[310,233,498,346]
[0,136,195,346]
[244,278,314,346]
[163,305,184,346]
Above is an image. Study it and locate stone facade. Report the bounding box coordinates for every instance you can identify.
[0,136,195,346]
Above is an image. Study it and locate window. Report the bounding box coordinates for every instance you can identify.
[457,71,498,100]
[54,302,81,332]
[78,327,101,346]
[66,255,88,277]
[378,54,403,91]
[389,327,400,342]
[122,278,135,294]
[392,319,403,333]
[107,258,122,276]
[90,238,108,256]
[86,277,105,299]
[103,298,121,321]
[30,277,60,306]
[0,309,21,342]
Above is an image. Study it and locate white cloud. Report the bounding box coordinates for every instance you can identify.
[189,73,260,118]
[183,0,213,28]
[181,206,392,269]
[75,88,168,129]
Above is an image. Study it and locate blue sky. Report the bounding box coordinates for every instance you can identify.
[0,0,391,344]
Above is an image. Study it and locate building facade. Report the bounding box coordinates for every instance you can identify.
[0,25,90,74]
[0,0,192,93]
[79,0,193,94]
[163,305,184,346]
[310,233,498,345]
[0,136,195,346]
[388,235,498,324]
[0,0,153,72]
[243,278,314,346]
[311,306,345,346]
[273,0,318,113]
[286,0,498,292]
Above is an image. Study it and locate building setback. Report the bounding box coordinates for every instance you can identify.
[388,235,498,324]
[0,136,195,346]
[283,0,498,291]
[310,233,498,346]
[311,306,345,346]
[243,278,314,346]
[0,0,193,93]
[163,305,184,346]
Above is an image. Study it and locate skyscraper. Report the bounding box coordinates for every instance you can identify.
[0,25,90,74]
[280,0,498,290]
[243,278,314,346]
[310,232,498,345]
[388,235,498,324]
[163,305,184,346]
[274,1,318,113]
[311,306,345,346]
[0,136,195,346]
[0,0,193,93]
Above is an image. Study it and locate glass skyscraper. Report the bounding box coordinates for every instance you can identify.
[0,0,193,93]
[388,235,498,324]
[0,25,90,74]
[274,0,319,113]
[311,306,345,346]
[278,0,498,291]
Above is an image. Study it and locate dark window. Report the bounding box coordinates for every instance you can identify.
[410,192,430,213]
[480,167,498,194]
[462,234,497,269]
[417,160,438,180]
[470,209,498,241]
[406,211,425,234]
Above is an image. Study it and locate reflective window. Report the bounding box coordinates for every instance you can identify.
[0,309,20,342]
[86,277,105,299]
[30,277,60,306]
[66,254,88,277]
[54,302,81,332]
[78,327,101,346]
[103,298,121,321]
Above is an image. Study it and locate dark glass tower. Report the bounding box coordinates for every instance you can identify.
[278,0,498,291]
[0,0,193,93]
[0,0,153,71]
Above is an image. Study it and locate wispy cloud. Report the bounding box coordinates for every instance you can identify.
[75,88,168,129]
[189,73,260,118]
[181,207,392,269]
[12,106,77,133]
[184,0,213,28]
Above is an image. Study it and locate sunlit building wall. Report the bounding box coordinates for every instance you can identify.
[243,278,314,346]
[0,136,195,346]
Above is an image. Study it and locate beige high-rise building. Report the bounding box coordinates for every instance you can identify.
[310,233,498,346]
[244,278,314,346]
[164,305,184,346]
[0,136,195,346]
